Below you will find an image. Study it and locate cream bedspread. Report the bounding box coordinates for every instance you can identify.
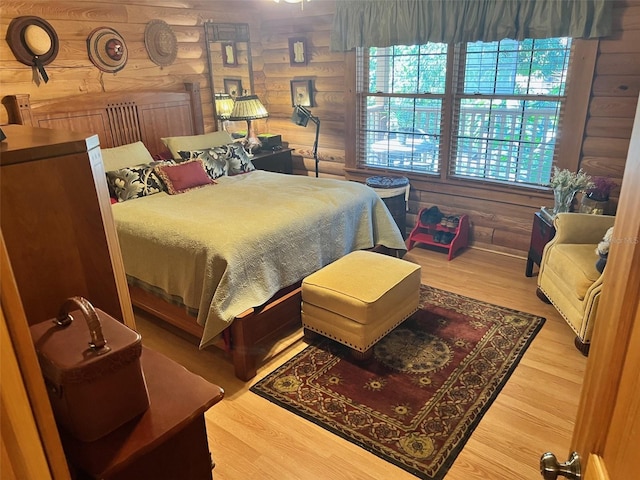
[112,170,406,348]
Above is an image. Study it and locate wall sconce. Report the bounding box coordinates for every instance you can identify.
[291,105,320,177]
[229,94,269,155]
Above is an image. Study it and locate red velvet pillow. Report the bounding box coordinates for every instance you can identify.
[155,159,215,194]
[152,150,174,161]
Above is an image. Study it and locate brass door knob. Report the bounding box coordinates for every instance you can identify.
[540,451,581,480]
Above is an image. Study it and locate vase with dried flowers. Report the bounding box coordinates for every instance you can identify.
[580,176,616,214]
[549,167,593,215]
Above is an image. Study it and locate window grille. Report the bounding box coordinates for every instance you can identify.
[356,37,572,187]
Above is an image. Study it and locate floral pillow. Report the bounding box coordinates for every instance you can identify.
[178,143,255,177]
[226,142,256,175]
[178,148,229,179]
[106,160,173,202]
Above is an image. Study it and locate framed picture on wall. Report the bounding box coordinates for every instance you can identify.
[224,78,243,98]
[288,37,308,66]
[221,42,238,66]
[290,79,313,107]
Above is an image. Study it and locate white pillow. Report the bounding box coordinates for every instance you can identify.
[161,131,234,159]
[101,141,154,171]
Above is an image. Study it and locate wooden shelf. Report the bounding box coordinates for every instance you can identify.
[407,209,469,260]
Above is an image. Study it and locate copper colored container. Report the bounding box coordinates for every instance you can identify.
[29,297,149,442]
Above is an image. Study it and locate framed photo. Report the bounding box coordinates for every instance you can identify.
[221,42,238,66]
[224,78,243,98]
[288,37,308,66]
[290,79,313,107]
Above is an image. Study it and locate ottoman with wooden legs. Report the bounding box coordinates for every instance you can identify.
[301,250,421,359]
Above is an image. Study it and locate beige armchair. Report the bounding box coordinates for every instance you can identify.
[537,213,615,355]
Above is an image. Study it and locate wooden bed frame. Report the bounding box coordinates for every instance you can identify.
[4,83,302,381]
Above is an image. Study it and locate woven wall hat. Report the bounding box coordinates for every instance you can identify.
[87,27,128,73]
[6,16,59,84]
[144,20,177,67]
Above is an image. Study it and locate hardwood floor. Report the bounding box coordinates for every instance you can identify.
[135,246,587,480]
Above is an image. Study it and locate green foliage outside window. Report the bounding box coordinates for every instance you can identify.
[359,37,572,186]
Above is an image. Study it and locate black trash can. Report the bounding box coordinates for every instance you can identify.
[365,175,410,239]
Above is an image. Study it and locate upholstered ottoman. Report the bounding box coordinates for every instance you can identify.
[301,250,421,359]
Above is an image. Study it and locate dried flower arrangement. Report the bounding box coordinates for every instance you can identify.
[549,167,593,191]
[549,167,593,214]
[585,176,616,202]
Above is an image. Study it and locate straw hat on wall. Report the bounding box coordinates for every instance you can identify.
[6,16,59,84]
[144,20,177,67]
[86,27,128,73]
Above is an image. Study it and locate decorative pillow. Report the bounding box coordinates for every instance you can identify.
[155,159,215,195]
[153,150,174,161]
[225,143,256,175]
[595,226,614,273]
[106,160,172,202]
[161,131,234,159]
[596,227,614,256]
[178,148,229,179]
[101,141,155,171]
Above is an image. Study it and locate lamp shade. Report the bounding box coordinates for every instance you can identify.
[291,105,310,127]
[228,95,268,121]
[214,93,234,120]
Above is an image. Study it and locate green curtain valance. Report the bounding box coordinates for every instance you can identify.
[331,0,613,51]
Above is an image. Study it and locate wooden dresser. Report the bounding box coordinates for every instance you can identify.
[1,125,224,479]
[0,124,134,327]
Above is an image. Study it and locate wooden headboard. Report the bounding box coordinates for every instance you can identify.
[3,83,205,157]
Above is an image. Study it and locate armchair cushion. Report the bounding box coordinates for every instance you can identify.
[546,244,601,300]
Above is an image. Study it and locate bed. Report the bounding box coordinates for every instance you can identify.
[4,83,407,380]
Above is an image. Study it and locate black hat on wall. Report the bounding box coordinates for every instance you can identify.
[6,16,59,84]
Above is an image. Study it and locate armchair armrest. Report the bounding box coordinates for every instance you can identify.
[552,213,615,245]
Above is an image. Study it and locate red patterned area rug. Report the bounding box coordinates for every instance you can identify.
[250,285,545,479]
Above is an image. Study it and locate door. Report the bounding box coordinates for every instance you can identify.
[543,98,640,479]
[1,232,71,479]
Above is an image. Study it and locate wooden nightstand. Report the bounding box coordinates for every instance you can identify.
[251,147,293,174]
[526,211,556,277]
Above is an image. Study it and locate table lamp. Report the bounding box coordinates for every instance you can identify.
[228,94,269,155]
[214,93,234,132]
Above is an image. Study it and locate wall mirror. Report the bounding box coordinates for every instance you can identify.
[204,22,254,102]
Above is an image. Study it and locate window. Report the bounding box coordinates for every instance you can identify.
[357,38,573,187]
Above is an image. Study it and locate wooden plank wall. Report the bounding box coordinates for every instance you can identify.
[252,1,348,178]
[254,0,640,255]
[0,1,259,132]
[585,0,640,211]
[1,0,639,256]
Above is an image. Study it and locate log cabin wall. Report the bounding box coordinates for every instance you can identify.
[0,1,259,132]
[2,0,639,256]
[253,0,640,256]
